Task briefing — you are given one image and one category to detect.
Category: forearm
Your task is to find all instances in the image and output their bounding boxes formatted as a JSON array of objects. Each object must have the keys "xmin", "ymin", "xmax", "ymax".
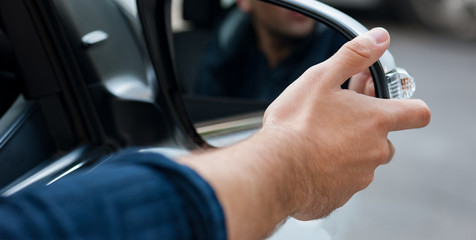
[{"xmin": 179, "ymin": 129, "xmax": 300, "ymax": 240}]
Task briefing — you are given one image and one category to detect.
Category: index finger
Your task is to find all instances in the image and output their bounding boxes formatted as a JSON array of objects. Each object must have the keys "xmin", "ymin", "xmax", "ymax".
[{"xmin": 380, "ymin": 99, "xmax": 431, "ymax": 131}]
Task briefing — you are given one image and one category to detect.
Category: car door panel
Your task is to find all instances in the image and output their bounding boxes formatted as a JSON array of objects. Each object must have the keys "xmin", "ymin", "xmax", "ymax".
[{"xmin": 0, "ymin": 98, "xmax": 57, "ymax": 189}]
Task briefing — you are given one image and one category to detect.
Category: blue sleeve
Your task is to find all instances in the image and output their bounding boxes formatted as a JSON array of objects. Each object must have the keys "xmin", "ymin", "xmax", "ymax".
[{"xmin": 0, "ymin": 149, "xmax": 227, "ymax": 240}]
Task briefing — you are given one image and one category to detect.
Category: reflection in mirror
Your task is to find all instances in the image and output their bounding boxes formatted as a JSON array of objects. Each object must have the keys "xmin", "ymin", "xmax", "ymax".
[
  {"xmin": 192, "ymin": 2, "xmax": 347, "ymax": 100},
  {"xmin": 172, "ymin": 0, "xmax": 372, "ymax": 139}
]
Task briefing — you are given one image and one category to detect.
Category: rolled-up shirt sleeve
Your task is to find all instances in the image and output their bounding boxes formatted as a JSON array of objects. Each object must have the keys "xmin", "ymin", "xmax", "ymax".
[{"xmin": 0, "ymin": 149, "xmax": 227, "ymax": 240}]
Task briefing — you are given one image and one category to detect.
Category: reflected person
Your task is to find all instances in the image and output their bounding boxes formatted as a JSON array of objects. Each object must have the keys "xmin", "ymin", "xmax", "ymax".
[{"xmin": 194, "ymin": 0, "xmax": 349, "ymax": 101}]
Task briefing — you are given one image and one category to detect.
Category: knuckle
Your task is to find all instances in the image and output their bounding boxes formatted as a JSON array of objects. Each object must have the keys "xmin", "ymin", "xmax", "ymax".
[
  {"xmin": 301, "ymin": 64, "xmax": 320, "ymax": 81},
  {"xmin": 301, "ymin": 63, "xmax": 332, "ymax": 90},
  {"xmin": 344, "ymin": 39, "xmax": 373, "ymax": 62},
  {"xmin": 305, "ymin": 63, "xmax": 324, "ymax": 76},
  {"xmin": 372, "ymin": 109, "xmax": 392, "ymax": 130}
]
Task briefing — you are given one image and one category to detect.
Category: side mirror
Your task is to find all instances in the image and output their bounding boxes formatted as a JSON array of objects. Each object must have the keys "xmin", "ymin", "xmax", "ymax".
[
  {"xmin": 144, "ymin": 0, "xmax": 417, "ymax": 147},
  {"xmin": 265, "ymin": 0, "xmax": 415, "ymax": 100}
]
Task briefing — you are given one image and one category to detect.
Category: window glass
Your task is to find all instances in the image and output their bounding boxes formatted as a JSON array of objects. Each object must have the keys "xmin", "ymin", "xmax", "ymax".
[{"xmin": 171, "ymin": 0, "xmax": 346, "ymax": 125}]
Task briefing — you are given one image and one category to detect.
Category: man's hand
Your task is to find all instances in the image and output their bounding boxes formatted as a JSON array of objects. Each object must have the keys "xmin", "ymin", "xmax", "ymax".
[
  {"xmin": 263, "ymin": 27, "xmax": 430, "ymax": 220},
  {"xmin": 348, "ymin": 69, "xmax": 375, "ymax": 96},
  {"xmin": 180, "ymin": 28, "xmax": 431, "ymax": 240}
]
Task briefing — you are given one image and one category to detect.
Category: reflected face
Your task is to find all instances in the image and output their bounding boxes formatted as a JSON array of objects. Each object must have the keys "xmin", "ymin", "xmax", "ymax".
[{"xmin": 238, "ymin": 0, "xmax": 315, "ymax": 39}]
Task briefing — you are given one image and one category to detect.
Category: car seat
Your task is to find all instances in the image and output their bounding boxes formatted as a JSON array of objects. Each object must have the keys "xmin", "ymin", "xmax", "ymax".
[{"xmin": 173, "ymin": 0, "xmax": 225, "ymax": 93}]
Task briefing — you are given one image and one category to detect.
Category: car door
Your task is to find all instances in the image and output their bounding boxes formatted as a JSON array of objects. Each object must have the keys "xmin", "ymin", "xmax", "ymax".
[
  {"xmin": 0, "ymin": 6, "xmax": 84, "ymax": 192},
  {"xmin": 0, "ymin": 0, "xmax": 196, "ymax": 195},
  {"xmin": 0, "ymin": 0, "xmax": 119, "ymax": 194}
]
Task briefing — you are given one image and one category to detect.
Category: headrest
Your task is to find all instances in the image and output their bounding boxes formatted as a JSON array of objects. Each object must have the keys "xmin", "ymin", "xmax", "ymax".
[{"xmin": 182, "ymin": 0, "xmax": 222, "ymax": 28}]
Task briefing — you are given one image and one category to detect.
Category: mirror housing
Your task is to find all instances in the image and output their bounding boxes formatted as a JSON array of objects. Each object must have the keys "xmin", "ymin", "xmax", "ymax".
[
  {"xmin": 263, "ymin": 0, "xmax": 415, "ymax": 99},
  {"xmin": 139, "ymin": 0, "xmax": 417, "ymax": 148}
]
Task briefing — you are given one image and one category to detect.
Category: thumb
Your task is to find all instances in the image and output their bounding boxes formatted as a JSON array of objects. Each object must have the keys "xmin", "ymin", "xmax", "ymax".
[{"xmin": 318, "ymin": 27, "xmax": 391, "ymax": 89}]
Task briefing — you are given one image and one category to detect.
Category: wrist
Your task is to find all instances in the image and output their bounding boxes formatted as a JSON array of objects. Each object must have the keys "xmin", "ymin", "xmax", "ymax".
[
  {"xmin": 250, "ymin": 127, "xmax": 307, "ymax": 217},
  {"xmin": 179, "ymin": 128, "xmax": 303, "ymax": 239}
]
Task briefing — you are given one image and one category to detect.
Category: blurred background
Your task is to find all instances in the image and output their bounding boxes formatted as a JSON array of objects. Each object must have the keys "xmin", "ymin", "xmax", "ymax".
[{"xmin": 268, "ymin": 0, "xmax": 476, "ymax": 239}]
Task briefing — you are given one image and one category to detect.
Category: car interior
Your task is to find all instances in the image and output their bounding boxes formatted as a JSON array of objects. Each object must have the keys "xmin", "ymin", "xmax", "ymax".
[
  {"xmin": 0, "ymin": 0, "xmax": 272, "ymax": 193},
  {"xmin": 173, "ymin": 0, "xmax": 269, "ymax": 124},
  {"xmin": 0, "ymin": 17, "xmax": 61, "ymax": 190},
  {"xmin": 0, "ymin": 26, "xmax": 19, "ymax": 118},
  {"xmin": 173, "ymin": 0, "xmax": 224, "ymax": 93},
  {"xmin": 0, "ymin": 0, "xmax": 174, "ymax": 193}
]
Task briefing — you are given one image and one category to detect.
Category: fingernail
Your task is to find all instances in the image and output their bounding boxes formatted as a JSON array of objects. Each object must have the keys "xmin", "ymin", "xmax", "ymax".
[{"xmin": 365, "ymin": 27, "xmax": 389, "ymax": 44}]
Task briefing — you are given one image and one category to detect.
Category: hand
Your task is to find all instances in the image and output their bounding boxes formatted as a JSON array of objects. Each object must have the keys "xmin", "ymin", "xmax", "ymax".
[
  {"xmin": 348, "ymin": 69, "xmax": 375, "ymax": 96},
  {"xmin": 262, "ymin": 27, "xmax": 430, "ymax": 220},
  {"xmin": 180, "ymin": 28, "xmax": 431, "ymax": 240}
]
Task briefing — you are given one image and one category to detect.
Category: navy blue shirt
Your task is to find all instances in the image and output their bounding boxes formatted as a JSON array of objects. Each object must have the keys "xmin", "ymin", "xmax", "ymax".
[{"xmin": 0, "ymin": 149, "xmax": 226, "ymax": 240}]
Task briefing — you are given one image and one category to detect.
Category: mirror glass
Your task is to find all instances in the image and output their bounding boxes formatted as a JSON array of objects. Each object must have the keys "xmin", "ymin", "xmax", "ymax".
[{"xmin": 172, "ymin": 0, "xmax": 373, "ymax": 139}]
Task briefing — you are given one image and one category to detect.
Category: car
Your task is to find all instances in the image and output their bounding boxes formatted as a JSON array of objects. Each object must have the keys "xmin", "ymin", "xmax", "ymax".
[
  {"xmin": 0, "ymin": 0, "xmax": 413, "ymax": 197},
  {"xmin": 0, "ymin": 0, "xmax": 197, "ymax": 195},
  {"xmin": 320, "ymin": 0, "xmax": 476, "ymax": 39},
  {"xmin": 318, "ymin": 0, "xmax": 383, "ymax": 9},
  {"xmin": 0, "ymin": 0, "xmax": 412, "ymax": 238}
]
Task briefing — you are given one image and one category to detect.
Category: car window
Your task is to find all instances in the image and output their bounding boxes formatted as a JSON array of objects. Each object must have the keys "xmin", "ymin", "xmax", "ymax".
[
  {"xmin": 171, "ymin": 0, "xmax": 346, "ymax": 139},
  {"xmin": 171, "ymin": 0, "xmax": 270, "ymax": 125}
]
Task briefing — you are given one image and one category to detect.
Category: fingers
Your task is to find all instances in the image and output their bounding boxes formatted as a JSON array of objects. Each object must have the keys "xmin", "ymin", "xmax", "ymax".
[
  {"xmin": 348, "ymin": 72, "xmax": 368, "ymax": 94},
  {"xmin": 364, "ymin": 78, "xmax": 375, "ymax": 97},
  {"xmin": 379, "ymin": 99, "xmax": 432, "ymax": 131},
  {"xmin": 348, "ymin": 70, "xmax": 375, "ymax": 97},
  {"xmin": 319, "ymin": 28, "xmax": 391, "ymax": 89}
]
